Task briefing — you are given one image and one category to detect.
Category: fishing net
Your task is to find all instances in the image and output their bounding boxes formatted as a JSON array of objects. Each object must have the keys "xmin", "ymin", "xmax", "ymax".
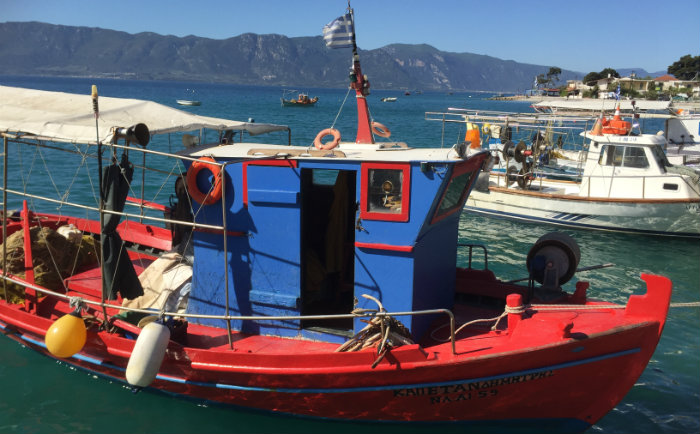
[{"xmin": 0, "ymin": 226, "xmax": 99, "ymax": 304}]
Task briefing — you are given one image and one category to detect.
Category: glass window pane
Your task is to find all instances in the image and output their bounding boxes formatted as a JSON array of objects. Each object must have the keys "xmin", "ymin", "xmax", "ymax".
[
  {"xmin": 623, "ymin": 147, "xmax": 649, "ymax": 168},
  {"xmin": 367, "ymin": 168, "xmax": 403, "ymax": 214},
  {"xmin": 437, "ymin": 171, "xmax": 473, "ymax": 216}
]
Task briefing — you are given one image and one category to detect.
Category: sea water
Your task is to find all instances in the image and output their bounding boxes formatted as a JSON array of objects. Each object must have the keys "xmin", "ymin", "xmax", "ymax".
[{"xmin": 0, "ymin": 75, "xmax": 697, "ymax": 434}]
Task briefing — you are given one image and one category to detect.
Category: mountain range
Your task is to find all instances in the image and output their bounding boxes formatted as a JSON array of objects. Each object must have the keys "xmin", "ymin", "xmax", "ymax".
[{"xmin": 0, "ymin": 22, "xmax": 663, "ymax": 92}]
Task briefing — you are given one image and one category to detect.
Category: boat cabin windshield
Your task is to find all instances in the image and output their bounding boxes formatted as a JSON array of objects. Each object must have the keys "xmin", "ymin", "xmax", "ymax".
[
  {"xmin": 598, "ymin": 145, "xmax": 649, "ymax": 169},
  {"xmin": 650, "ymin": 144, "xmax": 673, "ymax": 170}
]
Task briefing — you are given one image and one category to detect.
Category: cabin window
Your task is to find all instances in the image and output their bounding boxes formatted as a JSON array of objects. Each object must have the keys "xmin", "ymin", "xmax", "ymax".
[
  {"xmin": 431, "ymin": 157, "xmax": 484, "ymax": 224},
  {"xmin": 599, "ymin": 145, "xmax": 648, "ymax": 168},
  {"xmin": 624, "ymin": 147, "xmax": 649, "ymax": 168},
  {"xmin": 360, "ymin": 163, "xmax": 410, "ymax": 222},
  {"xmin": 651, "ymin": 145, "xmax": 672, "ymax": 170}
]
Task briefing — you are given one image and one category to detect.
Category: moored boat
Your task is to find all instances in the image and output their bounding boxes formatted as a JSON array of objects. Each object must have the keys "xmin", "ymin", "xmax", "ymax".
[
  {"xmin": 443, "ymin": 107, "xmax": 700, "ymax": 237},
  {"xmin": 0, "ymin": 6, "xmax": 673, "ymax": 432}
]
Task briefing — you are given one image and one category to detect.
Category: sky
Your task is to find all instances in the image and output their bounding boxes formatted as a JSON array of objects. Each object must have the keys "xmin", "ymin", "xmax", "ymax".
[{"xmin": 2, "ymin": 0, "xmax": 698, "ymax": 75}]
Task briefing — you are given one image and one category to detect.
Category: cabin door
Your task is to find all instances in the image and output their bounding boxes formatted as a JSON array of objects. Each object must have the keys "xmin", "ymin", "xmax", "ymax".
[{"xmin": 300, "ymin": 169, "xmax": 356, "ymax": 332}]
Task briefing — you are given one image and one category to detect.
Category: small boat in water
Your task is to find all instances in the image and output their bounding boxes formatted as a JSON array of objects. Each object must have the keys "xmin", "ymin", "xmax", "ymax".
[
  {"xmin": 176, "ymin": 99, "xmax": 201, "ymax": 106},
  {"xmin": 176, "ymin": 89, "xmax": 201, "ymax": 106},
  {"xmin": 0, "ymin": 6, "xmax": 673, "ymax": 431},
  {"xmin": 445, "ymin": 107, "xmax": 700, "ymax": 237},
  {"xmin": 381, "ymin": 97, "xmax": 397, "ymax": 102},
  {"xmin": 281, "ymin": 89, "xmax": 318, "ymax": 107}
]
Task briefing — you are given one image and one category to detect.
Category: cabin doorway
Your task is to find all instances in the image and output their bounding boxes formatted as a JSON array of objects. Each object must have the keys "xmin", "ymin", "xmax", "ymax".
[{"xmin": 300, "ymin": 169, "xmax": 356, "ymax": 333}]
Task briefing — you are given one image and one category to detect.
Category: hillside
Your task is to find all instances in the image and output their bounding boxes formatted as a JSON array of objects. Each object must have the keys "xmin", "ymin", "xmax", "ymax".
[{"xmin": 0, "ymin": 22, "xmax": 649, "ymax": 92}]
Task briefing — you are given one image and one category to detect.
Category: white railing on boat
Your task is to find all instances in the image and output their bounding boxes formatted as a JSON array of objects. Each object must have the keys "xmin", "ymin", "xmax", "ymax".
[{"xmin": 492, "ymin": 171, "xmax": 699, "ymax": 199}]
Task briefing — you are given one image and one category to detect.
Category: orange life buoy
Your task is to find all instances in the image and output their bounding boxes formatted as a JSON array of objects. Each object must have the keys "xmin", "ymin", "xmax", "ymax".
[
  {"xmin": 186, "ymin": 156, "xmax": 223, "ymax": 205},
  {"xmin": 313, "ymin": 128, "xmax": 341, "ymax": 150},
  {"xmin": 371, "ymin": 121, "xmax": 391, "ymax": 138}
]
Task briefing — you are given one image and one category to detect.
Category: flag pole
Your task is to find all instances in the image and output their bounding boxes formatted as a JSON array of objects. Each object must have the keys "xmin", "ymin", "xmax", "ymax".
[{"xmin": 347, "ymin": 6, "xmax": 374, "ymax": 144}]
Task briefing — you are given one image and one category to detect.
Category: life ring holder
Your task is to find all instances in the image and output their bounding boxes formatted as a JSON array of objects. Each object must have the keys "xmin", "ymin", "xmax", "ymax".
[
  {"xmin": 313, "ymin": 128, "xmax": 341, "ymax": 150},
  {"xmin": 371, "ymin": 121, "xmax": 391, "ymax": 138},
  {"xmin": 186, "ymin": 156, "xmax": 223, "ymax": 205}
]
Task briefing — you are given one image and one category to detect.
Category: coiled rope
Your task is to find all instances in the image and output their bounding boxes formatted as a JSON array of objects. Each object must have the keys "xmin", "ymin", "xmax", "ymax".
[{"xmin": 335, "ymin": 294, "xmax": 414, "ymax": 369}]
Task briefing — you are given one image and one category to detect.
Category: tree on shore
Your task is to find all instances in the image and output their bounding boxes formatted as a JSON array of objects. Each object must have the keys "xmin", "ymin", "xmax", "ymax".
[
  {"xmin": 668, "ymin": 55, "xmax": 700, "ymax": 81},
  {"xmin": 583, "ymin": 68, "xmax": 620, "ymax": 85},
  {"xmin": 536, "ymin": 67, "xmax": 563, "ymax": 88}
]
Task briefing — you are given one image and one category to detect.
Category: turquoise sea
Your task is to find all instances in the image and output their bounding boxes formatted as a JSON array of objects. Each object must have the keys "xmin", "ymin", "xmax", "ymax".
[{"xmin": 0, "ymin": 75, "xmax": 698, "ymax": 434}]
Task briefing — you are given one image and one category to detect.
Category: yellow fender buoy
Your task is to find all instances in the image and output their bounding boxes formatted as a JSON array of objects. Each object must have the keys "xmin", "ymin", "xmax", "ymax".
[
  {"xmin": 45, "ymin": 311, "xmax": 87, "ymax": 358},
  {"xmin": 126, "ymin": 321, "xmax": 171, "ymax": 388}
]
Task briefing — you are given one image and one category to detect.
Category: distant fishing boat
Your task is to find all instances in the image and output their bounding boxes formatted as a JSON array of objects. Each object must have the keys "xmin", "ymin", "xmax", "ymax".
[
  {"xmin": 281, "ymin": 89, "xmax": 318, "ymax": 107},
  {"xmin": 176, "ymin": 99, "xmax": 201, "ymax": 106},
  {"xmin": 380, "ymin": 97, "xmax": 397, "ymax": 102},
  {"xmin": 176, "ymin": 88, "xmax": 201, "ymax": 106}
]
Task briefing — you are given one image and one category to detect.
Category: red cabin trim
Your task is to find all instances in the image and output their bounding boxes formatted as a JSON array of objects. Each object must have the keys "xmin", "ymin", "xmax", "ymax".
[
  {"xmin": 359, "ymin": 162, "xmax": 410, "ymax": 222},
  {"xmin": 242, "ymin": 159, "xmax": 298, "ymax": 207},
  {"xmin": 354, "ymin": 241, "xmax": 414, "ymax": 252}
]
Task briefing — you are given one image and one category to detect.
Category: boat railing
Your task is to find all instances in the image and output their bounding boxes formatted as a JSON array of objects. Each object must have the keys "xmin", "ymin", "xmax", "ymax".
[
  {"xmin": 0, "ymin": 273, "xmax": 460, "ymax": 354},
  {"xmin": 458, "ymin": 243, "xmax": 488, "ymax": 270},
  {"xmin": 493, "ymin": 169, "xmax": 698, "ymax": 199}
]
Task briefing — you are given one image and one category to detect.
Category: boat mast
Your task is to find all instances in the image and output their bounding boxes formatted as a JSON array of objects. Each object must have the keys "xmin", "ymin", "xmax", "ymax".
[{"xmin": 347, "ymin": 6, "xmax": 374, "ymax": 144}]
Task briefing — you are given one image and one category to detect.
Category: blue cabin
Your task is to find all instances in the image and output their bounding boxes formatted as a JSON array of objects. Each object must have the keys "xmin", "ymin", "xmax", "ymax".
[{"xmin": 184, "ymin": 143, "xmax": 487, "ymax": 343}]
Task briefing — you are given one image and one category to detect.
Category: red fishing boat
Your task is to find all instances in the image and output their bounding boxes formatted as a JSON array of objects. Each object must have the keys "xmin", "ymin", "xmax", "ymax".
[{"xmin": 0, "ymin": 6, "xmax": 670, "ymax": 433}]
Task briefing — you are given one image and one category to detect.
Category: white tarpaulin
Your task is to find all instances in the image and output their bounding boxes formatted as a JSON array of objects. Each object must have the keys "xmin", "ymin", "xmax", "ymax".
[{"xmin": 0, "ymin": 85, "xmax": 288, "ymax": 143}]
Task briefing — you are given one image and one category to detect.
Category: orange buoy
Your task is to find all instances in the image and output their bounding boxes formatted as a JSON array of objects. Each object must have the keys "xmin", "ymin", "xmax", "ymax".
[
  {"xmin": 371, "ymin": 121, "xmax": 391, "ymax": 138},
  {"xmin": 186, "ymin": 157, "xmax": 223, "ymax": 205},
  {"xmin": 313, "ymin": 128, "xmax": 341, "ymax": 150}
]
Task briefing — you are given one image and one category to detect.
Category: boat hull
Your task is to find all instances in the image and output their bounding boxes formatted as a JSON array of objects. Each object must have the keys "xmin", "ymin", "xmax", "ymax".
[
  {"xmin": 466, "ymin": 185, "xmax": 700, "ymax": 238},
  {"xmin": 0, "ymin": 294, "xmax": 665, "ymax": 430}
]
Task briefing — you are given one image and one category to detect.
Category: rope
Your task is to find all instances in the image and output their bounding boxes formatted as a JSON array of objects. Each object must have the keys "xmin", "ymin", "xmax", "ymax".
[
  {"xmin": 670, "ymin": 302, "xmax": 700, "ymax": 308},
  {"xmin": 330, "ymin": 86, "xmax": 352, "ymax": 130}
]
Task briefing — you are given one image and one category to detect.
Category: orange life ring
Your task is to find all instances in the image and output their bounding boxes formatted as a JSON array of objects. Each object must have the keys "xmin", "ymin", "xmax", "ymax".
[
  {"xmin": 314, "ymin": 128, "xmax": 341, "ymax": 150},
  {"xmin": 186, "ymin": 156, "xmax": 223, "ymax": 205},
  {"xmin": 371, "ymin": 121, "xmax": 391, "ymax": 138}
]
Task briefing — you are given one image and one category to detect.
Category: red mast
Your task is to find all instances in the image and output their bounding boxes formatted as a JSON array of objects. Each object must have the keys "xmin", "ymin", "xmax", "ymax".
[{"xmin": 347, "ymin": 8, "xmax": 374, "ymax": 144}]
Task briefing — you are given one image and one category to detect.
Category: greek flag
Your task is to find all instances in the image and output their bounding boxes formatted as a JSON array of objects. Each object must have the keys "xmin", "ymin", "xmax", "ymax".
[
  {"xmin": 615, "ymin": 84, "xmax": 620, "ymax": 100},
  {"xmin": 323, "ymin": 13, "xmax": 354, "ymax": 49}
]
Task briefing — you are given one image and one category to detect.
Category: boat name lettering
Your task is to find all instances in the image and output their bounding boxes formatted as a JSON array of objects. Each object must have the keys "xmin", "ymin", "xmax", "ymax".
[{"xmin": 393, "ymin": 370, "xmax": 554, "ymax": 399}]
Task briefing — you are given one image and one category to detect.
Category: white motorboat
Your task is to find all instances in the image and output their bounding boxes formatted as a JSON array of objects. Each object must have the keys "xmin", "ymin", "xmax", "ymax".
[
  {"xmin": 461, "ymin": 108, "xmax": 700, "ymax": 238},
  {"xmin": 664, "ymin": 114, "xmax": 700, "ymax": 169}
]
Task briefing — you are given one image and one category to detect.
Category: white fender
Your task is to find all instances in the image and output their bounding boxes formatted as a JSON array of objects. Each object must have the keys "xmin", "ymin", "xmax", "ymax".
[{"xmin": 126, "ymin": 321, "xmax": 170, "ymax": 388}]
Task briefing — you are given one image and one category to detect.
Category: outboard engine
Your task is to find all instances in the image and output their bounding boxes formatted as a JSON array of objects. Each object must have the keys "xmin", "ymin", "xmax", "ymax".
[{"xmin": 526, "ymin": 232, "xmax": 580, "ymax": 300}]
